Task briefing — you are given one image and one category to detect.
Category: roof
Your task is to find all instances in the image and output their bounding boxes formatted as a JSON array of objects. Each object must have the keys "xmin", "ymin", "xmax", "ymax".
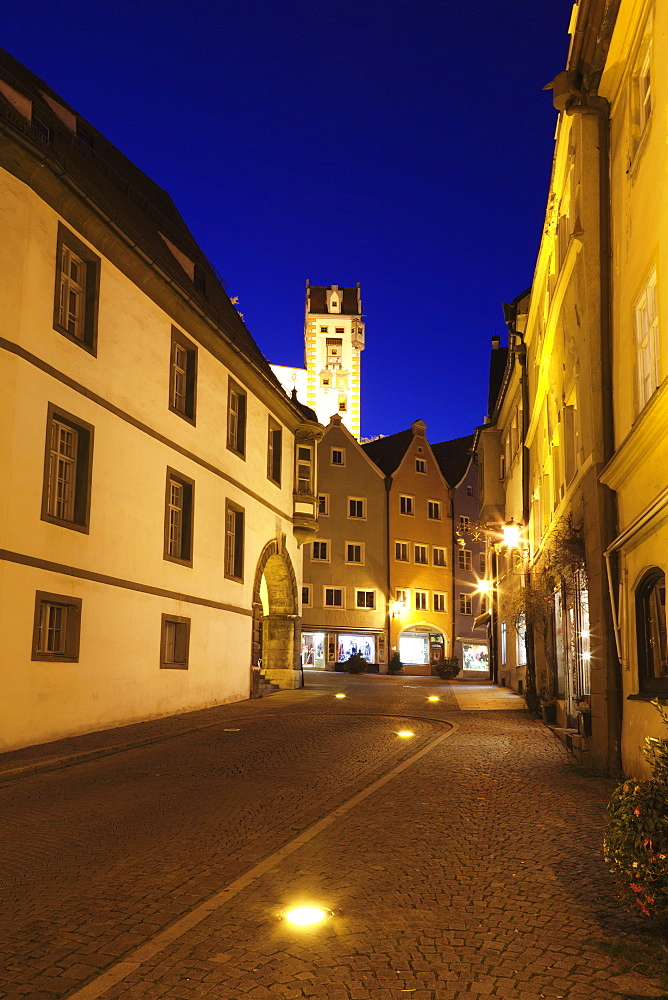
[
  {"xmin": 361, "ymin": 428, "xmax": 413, "ymax": 476},
  {"xmin": 0, "ymin": 47, "xmax": 294, "ymax": 402},
  {"xmin": 306, "ymin": 283, "xmax": 361, "ymax": 316},
  {"xmin": 487, "ymin": 346, "xmax": 510, "ymax": 419},
  {"xmin": 431, "ymin": 435, "xmax": 474, "ymax": 489}
]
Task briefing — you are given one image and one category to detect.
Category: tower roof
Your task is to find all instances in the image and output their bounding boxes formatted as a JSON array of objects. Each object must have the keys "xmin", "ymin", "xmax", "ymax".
[{"xmin": 306, "ymin": 282, "xmax": 361, "ymax": 316}]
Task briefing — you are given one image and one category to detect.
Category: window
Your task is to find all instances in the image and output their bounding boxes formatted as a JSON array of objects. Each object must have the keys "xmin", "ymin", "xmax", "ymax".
[
  {"xmin": 499, "ymin": 455, "xmax": 506, "ymax": 481},
  {"xmin": 395, "ymin": 589, "xmax": 408, "ymax": 605},
  {"xmin": 433, "ymin": 547, "xmax": 447, "ymax": 567},
  {"xmin": 224, "ymin": 500, "xmax": 244, "ymax": 581},
  {"xmin": 480, "ymin": 596, "xmax": 488, "ymax": 614},
  {"xmin": 32, "ymin": 592, "xmax": 82, "ymax": 661},
  {"xmin": 302, "ymin": 585, "xmax": 312, "ymax": 607},
  {"xmin": 193, "ymin": 265, "xmax": 207, "ymax": 296},
  {"xmin": 169, "ymin": 328, "xmax": 197, "ymax": 422},
  {"xmin": 428, "ymin": 500, "xmax": 441, "ymax": 520},
  {"xmin": 501, "ymin": 621, "xmax": 507, "ymax": 665},
  {"xmin": 41, "ymin": 405, "xmax": 94, "ymax": 533},
  {"xmin": 164, "ymin": 469, "xmax": 194, "ymax": 565},
  {"xmin": 395, "ymin": 541, "xmax": 409, "ymax": 562},
  {"xmin": 400, "ymin": 495, "xmax": 414, "ymax": 515},
  {"xmin": 326, "ymin": 338, "xmax": 343, "ymax": 368},
  {"xmin": 635, "ymin": 269, "xmax": 660, "ymax": 412},
  {"xmin": 296, "ymin": 444, "xmax": 314, "ymax": 495},
  {"xmin": 160, "ymin": 614, "xmax": 190, "ymax": 669},
  {"xmin": 458, "ymin": 549, "xmax": 472, "ymax": 571},
  {"xmin": 631, "ymin": 38, "xmax": 652, "ymax": 153},
  {"xmin": 479, "ymin": 551, "xmax": 487, "ymax": 575},
  {"xmin": 320, "ymin": 326, "xmax": 328, "ymax": 333},
  {"xmin": 320, "ymin": 373, "xmax": 331, "ymax": 387},
  {"xmin": 459, "ymin": 515, "xmax": 470, "ymax": 531},
  {"xmin": 346, "ymin": 543, "xmax": 364, "ymax": 564},
  {"xmin": 636, "ymin": 568, "xmax": 667, "ymax": 695},
  {"xmin": 348, "ymin": 497, "xmax": 365, "ymax": 518},
  {"xmin": 331, "ymin": 448, "xmax": 345, "ymax": 466},
  {"xmin": 33, "ymin": 115, "xmax": 51, "ymax": 142},
  {"xmin": 267, "ymin": 418, "xmax": 282, "ymax": 485},
  {"xmin": 338, "ymin": 396, "xmax": 347, "ymax": 412},
  {"xmin": 54, "ymin": 224, "xmax": 100, "ymax": 352},
  {"xmin": 415, "ymin": 591, "xmax": 428, "ymax": 611},
  {"xmin": 312, "ymin": 540, "xmax": 329, "ymax": 561},
  {"xmin": 414, "ymin": 544, "xmax": 428, "ymax": 564},
  {"xmin": 467, "ymin": 485, "xmax": 473, "ymax": 497},
  {"xmin": 433, "ymin": 592, "xmax": 446, "ymax": 613},
  {"xmin": 416, "ymin": 459, "xmax": 426, "ymax": 473},
  {"xmin": 335, "ymin": 327, "xmax": 344, "ymax": 334},
  {"xmin": 318, "ymin": 494, "xmax": 329, "ymax": 515},
  {"xmin": 325, "ymin": 588, "xmax": 343, "ymax": 608},
  {"xmin": 227, "ymin": 379, "xmax": 247, "ymax": 457},
  {"xmin": 459, "ymin": 594, "xmax": 472, "ymax": 615},
  {"xmin": 356, "ymin": 590, "xmax": 376, "ymax": 609}
]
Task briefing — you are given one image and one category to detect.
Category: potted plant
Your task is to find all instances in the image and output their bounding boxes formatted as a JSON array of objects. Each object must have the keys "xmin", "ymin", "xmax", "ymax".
[
  {"xmin": 343, "ymin": 653, "xmax": 367, "ymax": 674},
  {"xmin": 388, "ymin": 652, "xmax": 403, "ymax": 674},
  {"xmin": 434, "ymin": 656, "xmax": 460, "ymax": 680}
]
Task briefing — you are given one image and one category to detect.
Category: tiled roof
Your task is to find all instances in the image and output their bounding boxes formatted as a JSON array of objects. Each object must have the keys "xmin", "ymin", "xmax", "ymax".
[
  {"xmin": 307, "ymin": 284, "xmax": 360, "ymax": 315},
  {"xmin": 431, "ymin": 435, "xmax": 474, "ymax": 489},
  {"xmin": 361, "ymin": 428, "xmax": 413, "ymax": 476},
  {"xmin": 0, "ymin": 47, "xmax": 291, "ymax": 398},
  {"xmin": 488, "ymin": 346, "xmax": 510, "ymax": 419}
]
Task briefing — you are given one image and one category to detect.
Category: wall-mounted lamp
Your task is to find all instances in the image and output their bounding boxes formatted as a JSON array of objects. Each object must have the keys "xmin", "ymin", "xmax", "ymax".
[
  {"xmin": 390, "ymin": 600, "xmax": 405, "ymax": 618},
  {"xmin": 502, "ymin": 518, "xmax": 522, "ymax": 549}
]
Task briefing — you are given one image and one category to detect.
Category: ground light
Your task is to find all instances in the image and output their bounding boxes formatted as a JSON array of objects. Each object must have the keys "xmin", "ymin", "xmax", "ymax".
[
  {"xmin": 396, "ymin": 730, "xmax": 414, "ymax": 738},
  {"xmin": 283, "ymin": 906, "xmax": 333, "ymax": 927},
  {"xmin": 427, "ymin": 696, "xmax": 440, "ymax": 702},
  {"xmin": 335, "ymin": 693, "xmax": 346, "ymax": 699}
]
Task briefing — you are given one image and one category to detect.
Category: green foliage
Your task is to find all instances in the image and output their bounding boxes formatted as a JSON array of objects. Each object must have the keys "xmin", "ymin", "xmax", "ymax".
[
  {"xmin": 388, "ymin": 652, "xmax": 403, "ymax": 674},
  {"xmin": 434, "ymin": 656, "xmax": 460, "ymax": 680},
  {"xmin": 604, "ymin": 700, "xmax": 668, "ymax": 918},
  {"xmin": 343, "ymin": 653, "xmax": 367, "ymax": 674}
]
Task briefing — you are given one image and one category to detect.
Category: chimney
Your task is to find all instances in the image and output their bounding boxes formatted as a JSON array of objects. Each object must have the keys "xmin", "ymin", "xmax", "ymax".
[{"xmin": 491, "ymin": 335, "xmax": 501, "ymax": 350}]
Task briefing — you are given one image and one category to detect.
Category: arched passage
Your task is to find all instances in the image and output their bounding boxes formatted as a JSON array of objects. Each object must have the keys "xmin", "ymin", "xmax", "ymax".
[{"xmin": 252, "ymin": 538, "xmax": 302, "ymax": 689}]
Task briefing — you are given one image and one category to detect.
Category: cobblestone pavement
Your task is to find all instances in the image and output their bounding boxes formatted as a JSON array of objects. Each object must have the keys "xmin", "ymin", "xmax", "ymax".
[{"xmin": 1, "ymin": 673, "xmax": 662, "ymax": 1000}]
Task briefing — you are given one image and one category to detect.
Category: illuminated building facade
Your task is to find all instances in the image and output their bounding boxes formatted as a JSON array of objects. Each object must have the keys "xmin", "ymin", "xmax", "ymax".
[
  {"xmin": 0, "ymin": 50, "xmax": 321, "ymax": 751},
  {"xmin": 271, "ymin": 282, "xmax": 364, "ymax": 439}
]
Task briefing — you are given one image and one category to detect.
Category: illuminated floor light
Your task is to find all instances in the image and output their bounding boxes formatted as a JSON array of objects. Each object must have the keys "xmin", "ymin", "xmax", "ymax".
[
  {"xmin": 284, "ymin": 905, "xmax": 332, "ymax": 927},
  {"xmin": 335, "ymin": 693, "xmax": 346, "ymax": 699},
  {"xmin": 427, "ymin": 696, "xmax": 440, "ymax": 702},
  {"xmin": 396, "ymin": 730, "xmax": 414, "ymax": 738}
]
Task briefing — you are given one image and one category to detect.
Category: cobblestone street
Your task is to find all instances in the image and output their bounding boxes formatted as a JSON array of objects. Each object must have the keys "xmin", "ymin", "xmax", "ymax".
[{"xmin": 1, "ymin": 674, "xmax": 662, "ymax": 1000}]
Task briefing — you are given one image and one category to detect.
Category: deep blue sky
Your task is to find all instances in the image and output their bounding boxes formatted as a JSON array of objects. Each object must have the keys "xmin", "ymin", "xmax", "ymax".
[{"xmin": 6, "ymin": 0, "xmax": 569, "ymax": 443}]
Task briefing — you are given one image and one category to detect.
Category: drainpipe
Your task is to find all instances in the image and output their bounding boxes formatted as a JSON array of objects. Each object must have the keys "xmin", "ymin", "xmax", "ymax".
[{"xmin": 385, "ymin": 475, "xmax": 393, "ymax": 666}]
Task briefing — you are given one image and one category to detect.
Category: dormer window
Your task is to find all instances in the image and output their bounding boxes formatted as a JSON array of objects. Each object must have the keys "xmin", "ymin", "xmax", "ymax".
[{"xmin": 193, "ymin": 265, "xmax": 207, "ymax": 295}]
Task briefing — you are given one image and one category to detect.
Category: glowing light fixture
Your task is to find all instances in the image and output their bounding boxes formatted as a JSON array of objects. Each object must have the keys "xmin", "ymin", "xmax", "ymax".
[
  {"xmin": 335, "ymin": 693, "xmax": 346, "ymax": 699},
  {"xmin": 390, "ymin": 600, "xmax": 405, "ymax": 617},
  {"xmin": 427, "ymin": 696, "xmax": 440, "ymax": 702},
  {"xmin": 396, "ymin": 730, "xmax": 414, "ymax": 738},
  {"xmin": 477, "ymin": 579, "xmax": 492, "ymax": 594},
  {"xmin": 502, "ymin": 519, "xmax": 521, "ymax": 549},
  {"xmin": 284, "ymin": 905, "xmax": 332, "ymax": 927}
]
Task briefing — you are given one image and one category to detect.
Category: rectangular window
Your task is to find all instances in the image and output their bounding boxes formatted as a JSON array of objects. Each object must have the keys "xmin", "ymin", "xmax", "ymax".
[
  {"xmin": 160, "ymin": 614, "xmax": 190, "ymax": 669},
  {"xmin": 395, "ymin": 541, "xmax": 409, "ymax": 562},
  {"xmin": 169, "ymin": 328, "xmax": 197, "ymax": 422},
  {"xmin": 400, "ymin": 495, "xmax": 414, "ymax": 515},
  {"xmin": 415, "ymin": 590, "xmax": 428, "ymax": 611},
  {"xmin": 302, "ymin": 585, "xmax": 311, "ymax": 607},
  {"xmin": 346, "ymin": 542, "xmax": 364, "ymax": 564},
  {"xmin": 458, "ymin": 549, "xmax": 472, "ymax": 571},
  {"xmin": 459, "ymin": 594, "xmax": 472, "ymax": 615},
  {"xmin": 356, "ymin": 590, "xmax": 376, "ymax": 609},
  {"xmin": 227, "ymin": 378, "xmax": 247, "ymax": 457},
  {"xmin": 267, "ymin": 417, "xmax": 282, "ymax": 485},
  {"xmin": 395, "ymin": 589, "xmax": 408, "ymax": 605},
  {"xmin": 433, "ymin": 592, "xmax": 446, "ymax": 613},
  {"xmin": 224, "ymin": 500, "xmax": 244, "ymax": 581},
  {"xmin": 164, "ymin": 468, "xmax": 194, "ymax": 565},
  {"xmin": 296, "ymin": 444, "xmax": 314, "ymax": 495},
  {"xmin": 32, "ymin": 592, "xmax": 82, "ymax": 661},
  {"xmin": 479, "ymin": 551, "xmax": 487, "ymax": 575},
  {"xmin": 326, "ymin": 338, "xmax": 343, "ymax": 368},
  {"xmin": 415, "ymin": 459, "xmax": 426, "ymax": 473},
  {"xmin": 467, "ymin": 485, "xmax": 473, "ymax": 496},
  {"xmin": 41, "ymin": 404, "xmax": 94, "ymax": 533},
  {"xmin": 331, "ymin": 448, "xmax": 345, "ymax": 466},
  {"xmin": 459, "ymin": 515, "xmax": 470, "ymax": 530},
  {"xmin": 348, "ymin": 497, "xmax": 365, "ymax": 518},
  {"xmin": 631, "ymin": 38, "xmax": 652, "ymax": 156},
  {"xmin": 312, "ymin": 540, "xmax": 329, "ymax": 561},
  {"xmin": 501, "ymin": 620, "xmax": 507, "ymax": 665},
  {"xmin": 53, "ymin": 224, "xmax": 100, "ymax": 353},
  {"xmin": 635, "ymin": 268, "xmax": 660, "ymax": 412},
  {"xmin": 324, "ymin": 588, "xmax": 343, "ymax": 608},
  {"xmin": 338, "ymin": 395, "xmax": 347, "ymax": 412},
  {"xmin": 433, "ymin": 547, "xmax": 447, "ymax": 567},
  {"xmin": 318, "ymin": 493, "xmax": 329, "ymax": 515},
  {"xmin": 414, "ymin": 544, "xmax": 428, "ymax": 564},
  {"xmin": 428, "ymin": 500, "xmax": 441, "ymax": 520}
]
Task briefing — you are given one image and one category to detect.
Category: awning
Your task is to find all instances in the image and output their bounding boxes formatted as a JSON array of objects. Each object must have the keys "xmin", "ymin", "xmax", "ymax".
[{"xmin": 473, "ymin": 611, "xmax": 491, "ymax": 629}]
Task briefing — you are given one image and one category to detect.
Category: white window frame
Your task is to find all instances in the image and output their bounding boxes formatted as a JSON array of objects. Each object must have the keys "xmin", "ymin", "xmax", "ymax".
[
  {"xmin": 331, "ymin": 448, "xmax": 345, "ymax": 467},
  {"xmin": 318, "ymin": 493, "xmax": 329, "ymax": 516},
  {"xmin": 400, "ymin": 495, "xmax": 414, "ymax": 516},
  {"xmin": 324, "ymin": 587, "xmax": 344, "ymax": 608},
  {"xmin": 427, "ymin": 499, "xmax": 441, "ymax": 520},
  {"xmin": 635, "ymin": 267, "xmax": 660, "ymax": 412},
  {"xmin": 345, "ymin": 541, "xmax": 365, "ymax": 565},
  {"xmin": 395, "ymin": 540, "xmax": 409, "ymax": 562},
  {"xmin": 414, "ymin": 544, "xmax": 428, "ymax": 565},
  {"xmin": 355, "ymin": 589, "xmax": 376, "ymax": 610},
  {"xmin": 433, "ymin": 546, "xmax": 447, "ymax": 567},
  {"xmin": 459, "ymin": 593, "xmax": 472, "ymax": 615},
  {"xmin": 302, "ymin": 584, "xmax": 312, "ymax": 607},
  {"xmin": 414, "ymin": 590, "xmax": 428, "ymax": 611},
  {"xmin": 415, "ymin": 458, "xmax": 426, "ymax": 473},
  {"xmin": 312, "ymin": 539, "xmax": 330, "ymax": 562},
  {"xmin": 433, "ymin": 592, "xmax": 447, "ymax": 613},
  {"xmin": 458, "ymin": 549, "xmax": 472, "ymax": 572},
  {"xmin": 348, "ymin": 496, "xmax": 366, "ymax": 519}
]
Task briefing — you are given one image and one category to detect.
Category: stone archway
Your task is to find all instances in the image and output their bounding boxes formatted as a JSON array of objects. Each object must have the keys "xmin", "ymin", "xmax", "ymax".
[{"xmin": 252, "ymin": 537, "xmax": 302, "ymax": 689}]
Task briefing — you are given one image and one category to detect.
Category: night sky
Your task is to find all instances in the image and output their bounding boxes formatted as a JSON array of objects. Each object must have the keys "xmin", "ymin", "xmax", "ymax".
[{"xmin": 5, "ymin": 0, "xmax": 570, "ymax": 443}]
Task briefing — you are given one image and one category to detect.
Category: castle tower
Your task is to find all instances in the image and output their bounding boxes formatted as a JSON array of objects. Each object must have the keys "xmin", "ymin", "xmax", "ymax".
[{"xmin": 303, "ymin": 281, "xmax": 364, "ymax": 439}]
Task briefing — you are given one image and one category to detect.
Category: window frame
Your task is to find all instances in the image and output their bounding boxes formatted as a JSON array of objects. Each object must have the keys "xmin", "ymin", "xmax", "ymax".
[
  {"xmin": 41, "ymin": 403, "xmax": 94, "ymax": 534},
  {"xmin": 53, "ymin": 223, "xmax": 100, "ymax": 354},
  {"xmin": 312, "ymin": 539, "xmax": 330, "ymax": 562},
  {"xmin": 356, "ymin": 589, "xmax": 376, "ymax": 610},
  {"xmin": 458, "ymin": 549, "xmax": 472, "ymax": 572},
  {"xmin": 296, "ymin": 443, "xmax": 314, "ymax": 496},
  {"xmin": 227, "ymin": 377, "xmax": 247, "ymax": 458},
  {"xmin": 395, "ymin": 540, "xmax": 409, "ymax": 562},
  {"xmin": 331, "ymin": 447, "xmax": 346, "ymax": 467},
  {"xmin": 324, "ymin": 587, "xmax": 344, "ymax": 608},
  {"xmin": 348, "ymin": 497, "xmax": 366, "ymax": 519},
  {"xmin": 400, "ymin": 495, "xmax": 414, "ymax": 516},
  {"xmin": 459, "ymin": 593, "xmax": 473, "ymax": 615},
  {"xmin": 301, "ymin": 585, "xmax": 312, "ymax": 608},
  {"xmin": 163, "ymin": 467, "xmax": 195, "ymax": 567},
  {"xmin": 267, "ymin": 417, "xmax": 282, "ymax": 486},
  {"xmin": 346, "ymin": 541, "xmax": 365, "ymax": 565},
  {"xmin": 634, "ymin": 268, "xmax": 660, "ymax": 413},
  {"xmin": 318, "ymin": 493, "xmax": 329, "ymax": 516},
  {"xmin": 636, "ymin": 567, "xmax": 668, "ymax": 696},
  {"xmin": 160, "ymin": 613, "xmax": 190, "ymax": 670},
  {"xmin": 414, "ymin": 590, "xmax": 428, "ymax": 611},
  {"xmin": 433, "ymin": 592, "xmax": 447, "ymax": 613},
  {"xmin": 427, "ymin": 499, "xmax": 441, "ymax": 520},
  {"xmin": 224, "ymin": 499, "xmax": 245, "ymax": 582},
  {"xmin": 169, "ymin": 327, "xmax": 198, "ymax": 423},
  {"xmin": 31, "ymin": 591, "xmax": 82, "ymax": 662},
  {"xmin": 415, "ymin": 458, "xmax": 427, "ymax": 474},
  {"xmin": 414, "ymin": 544, "xmax": 428, "ymax": 565},
  {"xmin": 433, "ymin": 546, "xmax": 447, "ymax": 567}
]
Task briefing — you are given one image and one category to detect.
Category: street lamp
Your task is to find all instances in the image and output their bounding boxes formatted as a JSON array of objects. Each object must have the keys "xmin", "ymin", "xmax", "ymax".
[{"xmin": 501, "ymin": 518, "xmax": 521, "ymax": 549}]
